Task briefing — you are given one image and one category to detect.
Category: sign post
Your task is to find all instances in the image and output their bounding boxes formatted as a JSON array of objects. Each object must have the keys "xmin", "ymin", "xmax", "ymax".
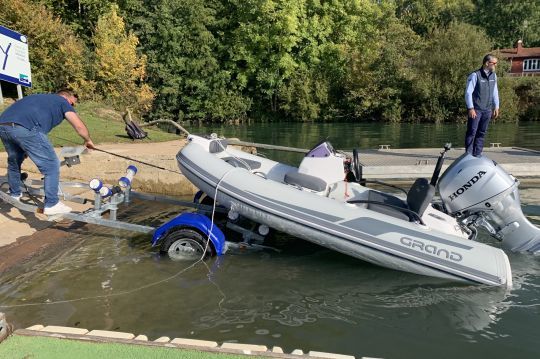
[{"xmin": 0, "ymin": 25, "xmax": 32, "ymax": 104}]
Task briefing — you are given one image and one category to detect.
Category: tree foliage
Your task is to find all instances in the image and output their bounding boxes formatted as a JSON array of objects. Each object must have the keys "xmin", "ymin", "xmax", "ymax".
[
  {"xmin": 40, "ymin": 0, "xmax": 115, "ymax": 40},
  {"xmin": 410, "ymin": 22, "xmax": 493, "ymax": 122},
  {"xmin": 1, "ymin": 0, "xmax": 538, "ymax": 122},
  {"xmin": 92, "ymin": 5, "xmax": 154, "ymax": 113},
  {"xmin": 131, "ymin": 0, "xmax": 250, "ymax": 121},
  {"xmin": 394, "ymin": 0, "xmax": 474, "ymax": 36},
  {"xmin": 471, "ymin": 1, "xmax": 540, "ymax": 48}
]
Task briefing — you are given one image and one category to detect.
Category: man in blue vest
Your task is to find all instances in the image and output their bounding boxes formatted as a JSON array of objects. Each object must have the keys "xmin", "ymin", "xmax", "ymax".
[
  {"xmin": 0, "ymin": 89, "xmax": 95, "ymax": 215},
  {"xmin": 464, "ymin": 54, "xmax": 500, "ymax": 157}
]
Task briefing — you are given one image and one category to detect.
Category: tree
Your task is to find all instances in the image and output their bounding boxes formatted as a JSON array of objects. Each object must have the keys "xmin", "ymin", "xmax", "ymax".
[
  {"xmin": 40, "ymin": 0, "xmax": 115, "ymax": 40},
  {"xmin": 394, "ymin": 0, "xmax": 474, "ymax": 37},
  {"xmin": 227, "ymin": 0, "xmax": 303, "ymax": 115},
  {"xmin": 410, "ymin": 22, "xmax": 493, "ymax": 122},
  {"xmin": 227, "ymin": 0, "xmax": 388, "ymax": 121},
  {"xmin": 471, "ymin": 1, "xmax": 540, "ymax": 48},
  {"xmin": 132, "ymin": 0, "xmax": 250, "ymax": 121},
  {"xmin": 344, "ymin": 4, "xmax": 422, "ymax": 122},
  {"xmin": 92, "ymin": 5, "xmax": 154, "ymax": 113},
  {"xmin": 297, "ymin": 0, "xmax": 386, "ymax": 121}
]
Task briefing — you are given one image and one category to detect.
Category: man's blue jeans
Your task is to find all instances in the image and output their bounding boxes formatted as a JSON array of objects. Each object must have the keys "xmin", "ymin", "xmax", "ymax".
[
  {"xmin": 0, "ymin": 125, "xmax": 60, "ymax": 207},
  {"xmin": 465, "ymin": 109, "xmax": 492, "ymax": 157}
]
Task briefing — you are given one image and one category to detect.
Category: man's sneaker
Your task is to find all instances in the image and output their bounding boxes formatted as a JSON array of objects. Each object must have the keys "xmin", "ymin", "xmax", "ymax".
[
  {"xmin": 10, "ymin": 194, "xmax": 22, "ymax": 202},
  {"xmin": 44, "ymin": 201, "xmax": 72, "ymax": 215}
]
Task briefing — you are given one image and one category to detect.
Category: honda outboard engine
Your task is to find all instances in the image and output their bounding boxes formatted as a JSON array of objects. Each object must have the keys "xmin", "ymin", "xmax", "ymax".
[{"xmin": 438, "ymin": 153, "xmax": 540, "ymax": 252}]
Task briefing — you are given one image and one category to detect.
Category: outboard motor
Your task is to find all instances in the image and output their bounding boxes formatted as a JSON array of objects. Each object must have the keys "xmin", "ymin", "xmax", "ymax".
[{"xmin": 438, "ymin": 153, "xmax": 540, "ymax": 252}]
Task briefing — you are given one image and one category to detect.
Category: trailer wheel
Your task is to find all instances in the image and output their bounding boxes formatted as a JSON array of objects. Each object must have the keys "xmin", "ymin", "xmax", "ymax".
[{"xmin": 160, "ymin": 228, "xmax": 214, "ymax": 261}]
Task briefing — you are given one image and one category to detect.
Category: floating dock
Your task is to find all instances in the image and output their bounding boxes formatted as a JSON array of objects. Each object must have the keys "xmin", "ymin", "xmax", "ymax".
[
  {"xmin": 357, "ymin": 146, "xmax": 540, "ymax": 181},
  {"xmin": 228, "ymin": 140, "xmax": 540, "ymax": 182}
]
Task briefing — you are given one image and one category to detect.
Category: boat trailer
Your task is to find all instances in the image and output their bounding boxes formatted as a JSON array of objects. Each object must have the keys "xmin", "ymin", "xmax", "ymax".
[{"xmin": 0, "ymin": 146, "xmax": 272, "ymax": 260}]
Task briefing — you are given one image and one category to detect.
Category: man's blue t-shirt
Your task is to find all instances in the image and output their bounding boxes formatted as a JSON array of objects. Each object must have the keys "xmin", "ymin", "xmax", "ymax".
[{"xmin": 0, "ymin": 94, "xmax": 75, "ymax": 133}]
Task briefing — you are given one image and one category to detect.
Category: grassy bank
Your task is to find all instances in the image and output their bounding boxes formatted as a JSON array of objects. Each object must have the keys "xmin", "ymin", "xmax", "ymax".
[
  {"xmin": 0, "ymin": 101, "xmax": 180, "ymax": 151},
  {"xmin": 0, "ymin": 335, "xmax": 260, "ymax": 359}
]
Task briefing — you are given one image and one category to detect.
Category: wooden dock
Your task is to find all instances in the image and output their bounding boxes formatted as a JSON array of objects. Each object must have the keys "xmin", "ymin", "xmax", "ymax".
[
  {"xmin": 355, "ymin": 146, "xmax": 540, "ymax": 181},
  {"xmin": 227, "ymin": 139, "xmax": 540, "ymax": 182}
]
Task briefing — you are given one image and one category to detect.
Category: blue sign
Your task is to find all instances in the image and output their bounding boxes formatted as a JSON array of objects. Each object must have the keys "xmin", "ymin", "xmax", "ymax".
[{"xmin": 0, "ymin": 25, "xmax": 32, "ymax": 88}]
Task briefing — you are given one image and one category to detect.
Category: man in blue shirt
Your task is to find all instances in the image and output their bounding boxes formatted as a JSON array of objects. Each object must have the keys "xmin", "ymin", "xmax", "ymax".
[
  {"xmin": 464, "ymin": 54, "xmax": 500, "ymax": 157},
  {"xmin": 0, "ymin": 89, "xmax": 95, "ymax": 215}
]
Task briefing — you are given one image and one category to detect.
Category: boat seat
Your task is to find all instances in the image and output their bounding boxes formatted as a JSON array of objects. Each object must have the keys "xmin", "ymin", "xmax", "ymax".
[
  {"xmin": 352, "ymin": 179, "xmax": 434, "ymax": 222},
  {"xmin": 406, "ymin": 178, "xmax": 435, "ymax": 217},
  {"xmin": 223, "ymin": 157, "xmax": 262, "ymax": 170},
  {"xmin": 284, "ymin": 171, "xmax": 327, "ymax": 192}
]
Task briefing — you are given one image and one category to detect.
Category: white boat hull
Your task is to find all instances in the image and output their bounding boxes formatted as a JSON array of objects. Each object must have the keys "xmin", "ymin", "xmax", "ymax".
[{"xmin": 178, "ymin": 135, "xmax": 513, "ymax": 287}]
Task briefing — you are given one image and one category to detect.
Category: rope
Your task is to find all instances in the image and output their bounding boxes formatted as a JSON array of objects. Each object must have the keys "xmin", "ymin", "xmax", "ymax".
[
  {"xmin": 217, "ymin": 137, "xmax": 253, "ymax": 171},
  {"xmin": 50, "ymin": 135, "xmax": 182, "ymax": 175}
]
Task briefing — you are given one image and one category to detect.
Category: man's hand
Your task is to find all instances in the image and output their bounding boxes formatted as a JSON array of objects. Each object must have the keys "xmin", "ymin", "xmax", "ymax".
[
  {"xmin": 84, "ymin": 139, "xmax": 96, "ymax": 150},
  {"xmin": 492, "ymin": 108, "xmax": 499, "ymax": 119},
  {"xmin": 468, "ymin": 109, "xmax": 477, "ymax": 119}
]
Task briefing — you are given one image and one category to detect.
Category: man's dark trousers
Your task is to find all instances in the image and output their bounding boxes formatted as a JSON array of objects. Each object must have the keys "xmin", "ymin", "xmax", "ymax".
[{"xmin": 465, "ymin": 109, "xmax": 492, "ymax": 157}]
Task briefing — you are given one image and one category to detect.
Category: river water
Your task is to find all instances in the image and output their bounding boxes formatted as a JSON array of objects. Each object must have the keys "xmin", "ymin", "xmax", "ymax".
[{"xmin": 1, "ymin": 122, "xmax": 539, "ymax": 358}]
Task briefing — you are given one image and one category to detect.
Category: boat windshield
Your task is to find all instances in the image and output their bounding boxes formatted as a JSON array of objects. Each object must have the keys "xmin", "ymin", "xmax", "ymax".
[{"xmin": 305, "ymin": 140, "xmax": 335, "ymax": 158}]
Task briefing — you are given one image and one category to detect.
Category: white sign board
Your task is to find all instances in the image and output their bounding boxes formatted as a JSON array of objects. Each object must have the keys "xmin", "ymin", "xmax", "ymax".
[{"xmin": 0, "ymin": 25, "xmax": 32, "ymax": 88}]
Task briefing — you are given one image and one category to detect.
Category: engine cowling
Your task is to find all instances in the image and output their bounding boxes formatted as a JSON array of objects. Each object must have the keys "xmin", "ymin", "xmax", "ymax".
[
  {"xmin": 438, "ymin": 153, "xmax": 516, "ymax": 214},
  {"xmin": 438, "ymin": 153, "xmax": 540, "ymax": 252}
]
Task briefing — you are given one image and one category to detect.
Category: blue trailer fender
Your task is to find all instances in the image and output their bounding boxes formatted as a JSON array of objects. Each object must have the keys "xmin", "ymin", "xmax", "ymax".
[{"xmin": 152, "ymin": 213, "xmax": 226, "ymax": 255}]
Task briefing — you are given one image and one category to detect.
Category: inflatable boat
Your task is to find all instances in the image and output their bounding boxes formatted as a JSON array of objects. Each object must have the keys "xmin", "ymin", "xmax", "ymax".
[{"xmin": 176, "ymin": 134, "xmax": 540, "ymax": 286}]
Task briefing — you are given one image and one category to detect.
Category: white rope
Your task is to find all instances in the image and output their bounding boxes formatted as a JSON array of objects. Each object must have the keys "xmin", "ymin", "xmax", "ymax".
[{"xmin": 217, "ymin": 137, "xmax": 253, "ymax": 171}]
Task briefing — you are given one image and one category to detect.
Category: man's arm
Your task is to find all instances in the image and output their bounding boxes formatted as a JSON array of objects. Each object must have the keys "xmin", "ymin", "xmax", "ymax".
[
  {"xmin": 492, "ymin": 75, "xmax": 500, "ymax": 118},
  {"xmin": 65, "ymin": 111, "xmax": 95, "ymax": 149},
  {"xmin": 465, "ymin": 72, "xmax": 477, "ymax": 119}
]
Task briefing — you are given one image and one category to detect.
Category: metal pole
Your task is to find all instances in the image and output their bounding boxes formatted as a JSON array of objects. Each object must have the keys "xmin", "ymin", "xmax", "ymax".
[
  {"xmin": 124, "ymin": 186, "xmax": 131, "ymax": 204},
  {"xmin": 226, "ymin": 139, "xmax": 309, "ymax": 153},
  {"xmin": 16, "ymin": 85, "xmax": 23, "ymax": 99},
  {"xmin": 0, "ymin": 81, "xmax": 4, "ymax": 105},
  {"xmin": 94, "ymin": 192, "xmax": 101, "ymax": 211}
]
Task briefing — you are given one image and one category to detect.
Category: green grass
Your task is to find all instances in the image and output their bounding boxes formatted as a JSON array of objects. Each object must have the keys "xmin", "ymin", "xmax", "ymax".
[
  {"xmin": 0, "ymin": 101, "xmax": 180, "ymax": 151},
  {"xmin": 0, "ymin": 334, "xmax": 266, "ymax": 359}
]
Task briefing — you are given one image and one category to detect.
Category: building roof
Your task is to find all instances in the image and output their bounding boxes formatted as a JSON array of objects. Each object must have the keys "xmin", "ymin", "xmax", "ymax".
[{"xmin": 499, "ymin": 40, "xmax": 540, "ymax": 58}]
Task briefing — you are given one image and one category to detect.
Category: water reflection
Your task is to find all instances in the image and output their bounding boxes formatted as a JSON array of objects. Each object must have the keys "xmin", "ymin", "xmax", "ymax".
[{"xmin": 190, "ymin": 250, "xmax": 513, "ymax": 335}]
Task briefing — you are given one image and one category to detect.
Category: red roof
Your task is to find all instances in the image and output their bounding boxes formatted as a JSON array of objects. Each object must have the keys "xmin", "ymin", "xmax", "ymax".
[{"xmin": 499, "ymin": 41, "xmax": 540, "ymax": 58}]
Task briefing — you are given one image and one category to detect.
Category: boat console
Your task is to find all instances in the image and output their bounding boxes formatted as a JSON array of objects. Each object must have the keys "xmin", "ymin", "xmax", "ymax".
[{"xmin": 297, "ymin": 141, "xmax": 347, "ymax": 185}]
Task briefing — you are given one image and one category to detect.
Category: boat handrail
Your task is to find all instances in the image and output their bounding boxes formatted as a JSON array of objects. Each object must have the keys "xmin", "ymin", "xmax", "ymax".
[{"xmin": 346, "ymin": 199, "xmax": 425, "ymax": 225}]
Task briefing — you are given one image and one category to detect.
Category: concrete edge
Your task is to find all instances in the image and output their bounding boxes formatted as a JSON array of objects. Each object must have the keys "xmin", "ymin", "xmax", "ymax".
[{"xmin": 12, "ymin": 328, "xmax": 376, "ymax": 359}]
